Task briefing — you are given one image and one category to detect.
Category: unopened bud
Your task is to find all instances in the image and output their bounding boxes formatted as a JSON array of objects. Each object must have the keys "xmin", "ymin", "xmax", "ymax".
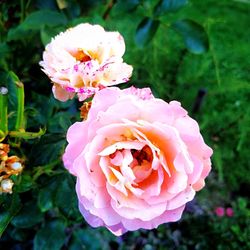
[
  {"xmin": 80, "ymin": 101, "xmax": 92, "ymax": 120},
  {"xmin": 0, "ymin": 87, "xmax": 8, "ymax": 95},
  {"xmin": 10, "ymin": 162, "xmax": 23, "ymax": 171},
  {"xmin": 0, "ymin": 143, "xmax": 9, "ymax": 153},
  {"xmin": 1, "ymin": 179, "xmax": 14, "ymax": 193},
  {"xmin": 0, "ymin": 151, "xmax": 8, "ymax": 161}
]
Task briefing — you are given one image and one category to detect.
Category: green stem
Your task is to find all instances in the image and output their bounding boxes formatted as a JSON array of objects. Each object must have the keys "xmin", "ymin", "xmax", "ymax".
[
  {"xmin": 9, "ymin": 128, "xmax": 46, "ymax": 139},
  {"xmin": 0, "ymin": 87, "xmax": 8, "ymax": 138},
  {"xmin": 15, "ymin": 82, "xmax": 25, "ymax": 131},
  {"xmin": 20, "ymin": 0, "xmax": 25, "ymax": 23},
  {"xmin": 207, "ymin": 21, "xmax": 221, "ymax": 86}
]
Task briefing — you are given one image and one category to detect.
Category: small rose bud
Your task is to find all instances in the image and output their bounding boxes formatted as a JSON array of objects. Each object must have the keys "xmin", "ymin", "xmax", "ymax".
[
  {"xmin": 215, "ymin": 207, "xmax": 225, "ymax": 217},
  {"xmin": 226, "ymin": 207, "xmax": 234, "ymax": 217},
  {"xmin": 6, "ymin": 156, "xmax": 22, "ymax": 170},
  {"xmin": 80, "ymin": 101, "xmax": 92, "ymax": 120},
  {"xmin": 1, "ymin": 179, "xmax": 14, "ymax": 193},
  {"xmin": 10, "ymin": 162, "xmax": 23, "ymax": 171}
]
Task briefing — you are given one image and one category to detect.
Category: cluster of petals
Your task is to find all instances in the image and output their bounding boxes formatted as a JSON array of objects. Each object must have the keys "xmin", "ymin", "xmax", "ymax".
[
  {"xmin": 63, "ymin": 87, "xmax": 213, "ymax": 235},
  {"xmin": 40, "ymin": 23, "xmax": 133, "ymax": 101}
]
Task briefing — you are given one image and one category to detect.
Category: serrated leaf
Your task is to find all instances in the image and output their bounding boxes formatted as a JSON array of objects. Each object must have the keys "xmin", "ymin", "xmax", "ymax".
[
  {"xmin": 11, "ymin": 201, "xmax": 43, "ymax": 228},
  {"xmin": 172, "ymin": 19, "xmax": 209, "ymax": 54},
  {"xmin": 34, "ymin": 220, "xmax": 66, "ymax": 250},
  {"xmin": 154, "ymin": 0, "xmax": 188, "ymax": 15},
  {"xmin": 135, "ymin": 17, "xmax": 160, "ymax": 48}
]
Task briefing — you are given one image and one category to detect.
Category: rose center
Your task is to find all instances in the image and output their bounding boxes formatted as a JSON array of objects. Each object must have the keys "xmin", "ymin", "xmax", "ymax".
[
  {"xmin": 131, "ymin": 145, "xmax": 153, "ymax": 165},
  {"xmin": 70, "ymin": 49, "xmax": 91, "ymax": 62}
]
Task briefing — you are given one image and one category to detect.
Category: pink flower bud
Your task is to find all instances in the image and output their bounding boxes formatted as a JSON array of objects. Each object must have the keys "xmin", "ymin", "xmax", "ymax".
[
  {"xmin": 226, "ymin": 207, "xmax": 234, "ymax": 217},
  {"xmin": 215, "ymin": 207, "xmax": 225, "ymax": 217}
]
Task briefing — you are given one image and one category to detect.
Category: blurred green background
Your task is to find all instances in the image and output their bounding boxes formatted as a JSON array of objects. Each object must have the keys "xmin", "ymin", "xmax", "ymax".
[{"xmin": 0, "ymin": 0, "xmax": 249, "ymax": 249}]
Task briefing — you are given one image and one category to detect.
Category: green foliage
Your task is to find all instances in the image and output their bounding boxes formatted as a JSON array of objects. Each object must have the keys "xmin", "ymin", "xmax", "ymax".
[
  {"xmin": 34, "ymin": 220, "xmax": 66, "ymax": 250},
  {"xmin": 0, "ymin": 0, "xmax": 249, "ymax": 249},
  {"xmin": 0, "ymin": 194, "xmax": 21, "ymax": 237},
  {"xmin": 135, "ymin": 17, "xmax": 160, "ymax": 47},
  {"xmin": 154, "ymin": 0, "xmax": 188, "ymax": 15},
  {"xmin": 11, "ymin": 201, "xmax": 43, "ymax": 228},
  {"xmin": 172, "ymin": 19, "xmax": 209, "ymax": 54}
]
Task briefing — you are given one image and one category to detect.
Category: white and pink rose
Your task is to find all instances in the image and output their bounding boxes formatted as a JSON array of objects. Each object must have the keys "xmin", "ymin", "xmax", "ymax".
[{"xmin": 40, "ymin": 23, "xmax": 133, "ymax": 101}]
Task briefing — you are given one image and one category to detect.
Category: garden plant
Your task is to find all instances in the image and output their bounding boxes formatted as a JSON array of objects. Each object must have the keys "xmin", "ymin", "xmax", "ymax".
[{"xmin": 0, "ymin": 0, "xmax": 249, "ymax": 249}]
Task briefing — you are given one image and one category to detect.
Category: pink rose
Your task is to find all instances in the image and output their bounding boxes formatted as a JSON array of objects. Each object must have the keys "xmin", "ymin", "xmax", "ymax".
[
  {"xmin": 63, "ymin": 87, "xmax": 213, "ymax": 235},
  {"xmin": 40, "ymin": 23, "xmax": 133, "ymax": 102}
]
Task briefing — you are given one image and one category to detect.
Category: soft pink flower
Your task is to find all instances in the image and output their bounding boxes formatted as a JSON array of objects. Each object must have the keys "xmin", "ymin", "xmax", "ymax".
[
  {"xmin": 40, "ymin": 23, "xmax": 133, "ymax": 101},
  {"xmin": 215, "ymin": 207, "xmax": 225, "ymax": 217},
  {"xmin": 63, "ymin": 87, "xmax": 213, "ymax": 235},
  {"xmin": 226, "ymin": 207, "xmax": 234, "ymax": 217}
]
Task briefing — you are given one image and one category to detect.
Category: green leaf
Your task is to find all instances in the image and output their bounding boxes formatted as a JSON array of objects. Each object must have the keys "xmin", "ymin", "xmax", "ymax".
[
  {"xmin": 69, "ymin": 229, "xmax": 103, "ymax": 250},
  {"xmin": 40, "ymin": 26, "xmax": 63, "ymax": 46},
  {"xmin": 172, "ymin": 19, "xmax": 209, "ymax": 54},
  {"xmin": 55, "ymin": 175, "xmax": 80, "ymax": 219},
  {"xmin": 154, "ymin": 0, "xmax": 188, "ymax": 15},
  {"xmin": 15, "ymin": 173, "xmax": 33, "ymax": 193},
  {"xmin": 11, "ymin": 201, "xmax": 43, "ymax": 228},
  {"xmin": 29, "ymin": 134, "xmax": 66, "ymax": 165},
  {"xmin": 36, "ymin": 0, "xmax": 58, "ymax": 10},
  {"xmin": 34, "ymin": 220, "xmax": 66, "ymax": 250},
  {"xmin": 135, "ymin": 17, "xmax": 160, "ymax": 48},
  {"xmin": 48, "ymin": 112, "xmax": 72, "ymax": 133},
  {"xmin": 116, "ymin": 0, "xmax": 140, "ymax": 12},
  {"xmin": 38, "ymin": 174, "xmax": 79, "ymax": 218},
  {"xmin": 0, "ymin": 43, "xmax": 10, "ymax": 59},
  {"xmin": 7, "ymin": 27, "xmax": 33, "ymax": 42},
  {"xmin": 0, "ymin": 194, "xmax": 21, "ymax": 237},
  {"xmin": 7, "ymin": 10, "xmax": 67, "ymax": 42},
  {"xmin": 0, "ymin": 71, "xmax": 21, "ymax": 112},
  {"xmin": 38, "ymin": 188, "xmax": 54, "ymax": 213},
  {"xmin": 21, "ymin": 10, "xmax": 67, "ymax": 30},
  {"xmin": 38, "ymin": 180, "xmax": 58, "ymax": 212},
  {"xmin": 9, "ymin": 227, "xmax": 29, "ymax": 242}
]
